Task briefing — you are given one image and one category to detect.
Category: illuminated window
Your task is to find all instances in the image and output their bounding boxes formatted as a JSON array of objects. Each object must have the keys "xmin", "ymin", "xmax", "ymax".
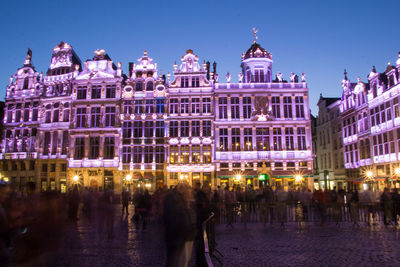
[
  {"xmin": 155, "ymin": 146, "xmax": 164, "ymax": 163},
  {"xmin": 181, "ymin": 146, "xmax": 189, "ymax": 163},
  {"xmin": 122, "ymin": 146, "xmax": 131, "ymax": 163},
  {"xmin": 192, "ymin": 145, "xmax": 200, "ymax": 163},
  {"xmin": 273, "ymin": 128, "xmax": 282, "ymax": 150},
  {"xmin": 61, "ymin": 131, "xmax": 68, "ymax": 155},
  {"xmin": 285, "ymin": 128, "xmax": 294, "ymax": 150},
  {"xmin": 295, "ymin": 96, "xmax": 305, "ymax": 118},
  {"xmin": 231, "ymin": 128, "xmax": 241, "ymax": 151},
  {"xmin": 297, "ymin": 127, "xmax": 307, "ymax": 150},
  {"xmin": 219, "ymin": 128, "xmax": 228, "ymax": 151},
  {"xmin": 256, "ymin": 128, "xmax": 270, "ymax": 151},
  {"xmin": 203, "ymin": 146, "xmax": 211, "ymax": 163},
  {"xmin": 133, "ymin": 146, "xmax": 142, "ymax": 163},
  {"xmin": 170, "ymin": 146, "xmax": 178, "ymax": 164},
  {"xmin": 244, "ymin": 128, "xmax": 253, "ymax": 151}
]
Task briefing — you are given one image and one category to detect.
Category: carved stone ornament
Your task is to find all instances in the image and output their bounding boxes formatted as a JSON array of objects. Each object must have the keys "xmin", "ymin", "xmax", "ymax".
[{"xmin": 252, "ymin": 96, "xmax": 273, "ymax": 121}]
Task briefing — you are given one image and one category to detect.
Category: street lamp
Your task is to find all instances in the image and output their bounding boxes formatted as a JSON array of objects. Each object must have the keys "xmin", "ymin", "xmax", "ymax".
[
  {"xmin": 295, "ymin": 174, "xmax": 303, "ymax": 183},
  {"xmin": 395, "ymin": 167, "xmax": 400, "ymax": 176},
  {"xmin": 73, "ymin": 175, "xmax": 79, "ymax": 183},
  {"xmin": 125, "ymin": 174, "xmax": 132, "ymax": 182}
]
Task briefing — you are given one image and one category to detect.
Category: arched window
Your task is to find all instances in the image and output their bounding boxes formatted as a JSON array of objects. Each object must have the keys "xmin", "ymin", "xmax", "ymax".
[
  {"xmin": 23, "ymin": 77, "xmax": 29, "ymax": 89},
  {"xmin": 146, "ymin": 81, "xmax": 153, "ymax": 91},
  {"xmin": 246, "ymin": 68, "xmax": 251, "ymax": 83},
  {"xmin": 135, "ymin": 81, "xmax": 143, "ymax": 91}
]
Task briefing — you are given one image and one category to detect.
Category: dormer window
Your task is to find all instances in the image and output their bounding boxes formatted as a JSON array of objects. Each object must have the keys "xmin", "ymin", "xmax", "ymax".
[
  {"xmin": 254, "ymin": 69, "xmax": 264, "ymax": 82},
  {"xmin": 181, "ymin": 77, "xmax": 189, "ymax": 88},
  {"xmin": 388, "ymin": 74, "xmax": 395, "ymax": 88},
  {"xmin": 106, "ymin": 85, "xmax": 116, "ymax": 98},
  {"xmin": 91, "ymin": 85, "xmax": 101, "ymax": 99},
  {"xmin": 77, "ymin": 86, "xmax": 87, "ymax": 100},
  {"xmin": 246, "ymin": 68, "xmax": 251, "ymax": 83}
]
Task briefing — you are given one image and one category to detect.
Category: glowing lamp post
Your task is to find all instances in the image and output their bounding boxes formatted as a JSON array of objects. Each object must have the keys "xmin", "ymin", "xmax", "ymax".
[
  {"xmin": 295, "ymin": 174, "xmax": 303, "ymax": 183},
  {"xmin": 73, "ymin": 175, "xmax": 79, "ymax": 183}
]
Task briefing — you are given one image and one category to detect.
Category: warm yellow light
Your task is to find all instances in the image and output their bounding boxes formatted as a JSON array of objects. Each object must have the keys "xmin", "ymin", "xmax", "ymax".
[
  {"xmin": 126, "ymin": 174, "xmax": 132, "ymax": 181},
  {"xmin": 366, "ymin": 171, "xmax": 373, "ymax": 178},
  {"xmin": 145, "ymin": 183, "xmax": 151, "ymax": 188},
  {"xmin": 3, "ymin": 177, "xmax": 9, "ymax": 182},
  {"xmin": 235, "ymin": 174, "xmax": 242, "ymax": 181},
  {"xmin": 395, "ymin": 168, "xmax": 400, "ymax": 176},
  {"xmin": 73, "ymin": 175, "xmax": 79, "ymax": 182},
  {"xmin": 295, "ymin": 175, "xmax": 303, "ymax": 183}
]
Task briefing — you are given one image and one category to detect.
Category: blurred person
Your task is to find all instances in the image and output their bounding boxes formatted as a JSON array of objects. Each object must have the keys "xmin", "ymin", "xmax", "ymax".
[
  {"xmin": 163, "ymin": 183, "xmax": 196, "ymax": 267},
  {"xmin": 194, "ymin": 183, "xmax": 211, "ymax": 267},
  {"xmin": 121, "ymin": 188, "xmax": 130, "ymax": 216},
  {"xmin": 0, "ymin": 184, "xmax": 11, "ymax": 266}
]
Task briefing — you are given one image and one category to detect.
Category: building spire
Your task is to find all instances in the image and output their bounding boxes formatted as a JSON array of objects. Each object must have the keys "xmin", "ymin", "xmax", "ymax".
[
  {"xmin": 252, "ymin": 27, "xmax": 258, "ymax": 43},
  {"xmin": 24, "ymin": 48, "xmax": 32, "ymax": 65},
  {"xmin": 344, "ymin": 69, "xmax": 348, "ymax": 80}
]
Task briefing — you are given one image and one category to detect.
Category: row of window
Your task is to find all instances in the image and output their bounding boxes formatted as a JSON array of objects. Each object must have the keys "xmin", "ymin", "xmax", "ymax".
[
  {"xmin": 74, "ymin": 137, "xmax": 115, "ymax": 160},
  {"xmin": 169, "ymin": 145, "xmax": 212, "ymax": 164},
  {"xmin": 218, "ymin": 127, "xmax": 307, "ymax": 151},
  {"xmin": 121, "ymin": 146, "xmax": 164, "ymax": 163},
  {"xmin": 370, "ymin": 98, "xmax": 400, "ymax": 127},
  {"xmin": 123, "ymin": 99, "xmax": 165, "ymax": 114},
  {"xmin": 1, "ymin": 161, "xmax": 67, "ymax": 172},
  {"xmin": 77, "ymin": 85, "xmax": 117, "ymax": 100},
  {"xmin": 169, "ymin": 120, "xmax": 212, "ymax": 137},
  {"xmin": 169, "ymin": 98, "xmax": 212, "ymax": 114},
  {"xmin": 75, "ymin": 107, "xmax": 116, "ymax": 128}
]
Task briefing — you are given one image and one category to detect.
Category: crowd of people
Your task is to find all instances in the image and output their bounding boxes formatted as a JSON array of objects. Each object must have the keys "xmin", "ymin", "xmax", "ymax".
[{"xmin": 1, "ymin": 182, "xmax": 400, "ymax": 266}]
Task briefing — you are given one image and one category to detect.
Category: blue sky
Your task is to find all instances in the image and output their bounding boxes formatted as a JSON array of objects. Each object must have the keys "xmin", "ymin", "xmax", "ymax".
[{"xmin": 1, "ymin": 0, "xmax": 399, "ymax": 114}]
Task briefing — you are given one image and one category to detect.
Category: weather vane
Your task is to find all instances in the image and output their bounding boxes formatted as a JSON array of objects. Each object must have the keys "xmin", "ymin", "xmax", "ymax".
[{"xmin": 252, "ymin": 27, "xmax": 258, "ymax": 43}]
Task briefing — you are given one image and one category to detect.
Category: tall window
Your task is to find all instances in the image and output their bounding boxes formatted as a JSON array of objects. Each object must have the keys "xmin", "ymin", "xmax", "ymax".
[
  {"xmin": 89, "ymin": 137, "xmax": 100, "ymax": 159},
  {"xmin": 297, "ymin": 127, "xmax": 307, "ymax": 150},
  {"xmin": 77, "ymin": 86, "xmax": 87, "ymax": 100},
  {"xmin": 144, "ymin": 146, "xmax": 153, "ymax": 163},
  {"xmin": 295, "ymin": 96, "xmax": 304, "ymax": 118},
  {"xmin": 219, "ymin": 97, "xmax": 228, "ymax": 119},
  {"xmin": 74, "ymin": 137, "xmax": 85, "ymax": 160},
  {"xmin": 181, "ymin": 77, "xmax": 189, "ymax": 87},
  {"xmin": 192, "ymin": 121, "xmax": 200, "ymax": 137},
  {"xmin": 243, "ymin": 97, "xmax": 252, "ymax": 119},
  {"xmin": 155, "ymin": 146, "xmax": 164, "ymax": 163},
  {"xmin": 91, "ymin": 85, "xmax": 101, "ymax": 99},
  {"xmin": 123, "ymin": 101, "xmax": 132, "ymax": 115},
  {"xmin": 51, "ymin": 132, "xmax": 58, "ymax": 155},
  {"xmin": 192, "ymin": 145, "xmax": 200, "ymax": 163},
  {"xmin": 43, "ymin": 132, "xmax": 51, "ymax": 155},
  {"xmin": 254, "ymin": 69, "xmax": 264, "ymax": 82},
  {"xmin": 123, "ymin": 122, "xmax": 132, "ymax": 138},
  {"xmin": 170, "ymin": 146, "xmax": 178, "ymax": 163},
  {"xmin": 23, "ymin": 109, "xmax": 30, "ymax": 122},
  {"xmin": 202, "ymin": 120, "xmax": 211, "ymax": 137},
  {"xmin": 180, "ymin": 99, "xmax": 189, "ymax": 114},
  {"xmin": 272, "ymin": 97, "xmax": 281, "ymax": 118},
  {"xmin": 122, "ymin": 147, "xmax": 131, "ymax": 163},
  {"xmin": 6, "ymin": 110, "xmax": 12, "ymax": 123},
  {"xmin": 155, "ymin": 121, "xmax": 164, "ymax": 137},
  {"xmin": 104, "ymin": 137, "xmax": 115, "ymax": 159},
  {"xmin": 91, "ymin": 107, "xmax": 101, "ymax": 127},
  {"xmin": 191, "ymin": 98, "xmax": 200, "ymax": 114},
  {"xmin": 285, "ymin": 128, "xmax": 294, "ymax": 150},
  {"xmin": 244, "ymin": 128, "xmax": 253, "ymax": 151},
  {"xmin": 273, "ymin": 128, "xmax": 282, "ymax": 150},
  {"xmin": 181, "ymin": 146, "xmax": 189, "ymax": 163},
  {"xmin": 156, "ymin": 99, "xmax": 165, "ymax": 113},
  {"xmin": 133, "ymin": 146, "xmax": 142, "ymax": 163},
  {"xmin": 135, "ymin": 81, "xmax": 143, "ymax": 91},
  {"xmin": 144, "ymin": 121, "xmax": 154, "ymax": 137},
  {"xmin": 134, "ymin": 100, "xmax": 143, "ymax": 114},
  {"xmin": 105, "ymin": 107, "xmax": 115, "ymax": 127},
  {"xmin": 169, "ymin": 99, "xmax": 179, "ymax": 114},
  {"xmin": 203, "ymin": 146, "xmax": 211, "ymax": 163},
  {"xmin": 232, "ymin": 128, "xmax": 241, "ymax": 151},
  {"xmin": 52, "ymin": 108, "xmax": 59, "ymax": 122},
  {"xmin": 219, "ymin": 128, "xmax": 228, "ymax": 151},
  {"xmin": 63, "ymin": 108, "xmax": 70, "ymax": 122},
  {"xmin": 145, "ymin": 99, "xmax": 154, "ymax": 113},
  {"xmin": 191, "ymin": 76, "xmax": 200, "ymax": 87},
  {"xmin": 256, "ymin": 128, "xmax": 270, "ymax": 151},
  {"xmin": 45, "ymin": 110, "xmax": 51, "ymax": 123},
  {"xmin": 283, "ymin": 97, "xmax": 293, "ymax": 118},
  {"xmin": 231, "ymin": 97, "xmax": 240, "ymax": 119},
  {"xmin": 76, "ymin": 107, "xmax": 86, "ymax": 128},
  {"xmin": 23, "ymin": 77, "xmax": 29, "ymax": 89},
  {"xmin": 133, "ymin": 121, "xmax": 143, "ymax": 138},
  {"xmin": 170, "ymin": 121, "xmax": 178, "ymax": 137},
  {"xmin": 146, "ymin": 81, "xmax": 153, "ymax": 91},
  {"xmin": 181, "ymin": 121, "xmax": 189, "ymax": 137},
  {"xmin": 61, "ymin": 131, "xmax": 69, "ymax": 155},
  {"xmin": 202, "ymin": 98, "xmax": 211, "ymax": 113}
]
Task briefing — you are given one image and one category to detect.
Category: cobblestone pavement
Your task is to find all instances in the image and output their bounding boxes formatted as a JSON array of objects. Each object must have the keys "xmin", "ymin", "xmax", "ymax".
[{"xmin": 16, "ymin": 205, "xmax": 400, "ymax": 267}]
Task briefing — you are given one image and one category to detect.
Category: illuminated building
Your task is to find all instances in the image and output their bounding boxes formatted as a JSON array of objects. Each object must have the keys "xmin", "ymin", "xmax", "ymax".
[
  {"xmin": 166, "ymin": 50, "xmax": 215, "ymax": 188},
  {"xmin": 316, "ymin": 95, "xmax": 345, "ymax": 190},
  {"xmin": 121, "ymin": 51, "xmax": 166, "ymax": 189},
  {"xmin": 214, "ymin": 34, "xmax": 313, "ymax": 190}
]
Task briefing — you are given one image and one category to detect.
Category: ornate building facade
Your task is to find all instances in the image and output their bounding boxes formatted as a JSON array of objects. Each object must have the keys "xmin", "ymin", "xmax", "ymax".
[{"xmin": 0, "ymin": 37, "xmax": 313, "ymax": 192}]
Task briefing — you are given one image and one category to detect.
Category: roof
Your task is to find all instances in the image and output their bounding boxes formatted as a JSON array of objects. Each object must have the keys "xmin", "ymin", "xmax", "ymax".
[
  {"xmin": 318, "ymin": 97, "xmax": 340, "ymax": 106},
  {"xmin": 243, "ymin": 42, "xmax": 272, "ymax": 60}
]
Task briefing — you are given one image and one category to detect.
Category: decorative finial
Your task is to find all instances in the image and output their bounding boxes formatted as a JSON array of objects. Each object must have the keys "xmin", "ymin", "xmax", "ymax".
[
  {"xmin": 372, "ymin": 66, "xmax": 376, "ymax": 72},
  {"xmin": 252, "ymin": 27, "xmax": 258, "ymax": 43},
  {"xmin": 144, "ymin": 50, "xmax": 147, "ymax": 56},
  {"xmin": 344, "ymin": 69, "xmax": 348, "ymax": 80},
  {"xmin": 24, "ymin": 48, "xmax": 32, "ymax": 65}
]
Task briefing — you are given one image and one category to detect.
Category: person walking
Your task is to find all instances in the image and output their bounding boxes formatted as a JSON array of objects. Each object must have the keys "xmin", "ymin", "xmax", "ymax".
[{"xmin": 121, "ymin": 188, "xmax": 130, "ymax": 216}]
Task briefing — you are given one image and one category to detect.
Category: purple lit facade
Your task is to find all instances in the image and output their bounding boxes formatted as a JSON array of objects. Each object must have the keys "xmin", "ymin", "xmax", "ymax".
[
  {"xmin": 339, "ymin": 52, "xmax": 400, "ymax": 190},
  {"xmin": 0, "ymin": 38, "xmax": 313, "ymax": 192}
]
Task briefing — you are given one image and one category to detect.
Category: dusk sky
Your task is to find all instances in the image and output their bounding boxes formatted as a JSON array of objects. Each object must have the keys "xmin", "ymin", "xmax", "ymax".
[{"xmin": 1, "ymin": 0, "xmax": 399, "ymax": 114}]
